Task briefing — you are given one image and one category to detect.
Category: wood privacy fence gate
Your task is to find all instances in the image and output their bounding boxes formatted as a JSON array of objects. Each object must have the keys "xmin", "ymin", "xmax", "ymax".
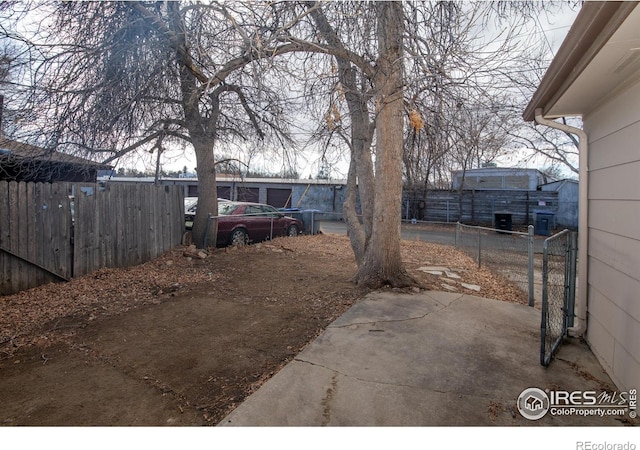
[{"xmin": 0, "ymin": 181, "xmax": 184, "ymax": 295}]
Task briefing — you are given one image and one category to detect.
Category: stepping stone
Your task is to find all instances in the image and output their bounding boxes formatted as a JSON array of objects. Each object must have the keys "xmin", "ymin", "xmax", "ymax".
[
  {"xmin": 441, "ymin": 283, "xmax": 458, "ymax": 291},
  {"xmin": 460, "ymin": 282, "xmax": 481, "ymax": 292},
  {"xmin": 418, "ymin": 266, "xmax": 449, "ymax": 272},
  {"xmin": 417, "ymin": 267, "xmax": 444, "ymax": 276},
  {"xmin": 444, "ymin": 271, "xmax": 461, "ymax": 279}
]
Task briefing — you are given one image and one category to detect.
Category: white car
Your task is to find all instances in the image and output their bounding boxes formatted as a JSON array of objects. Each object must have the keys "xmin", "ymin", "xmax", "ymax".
[{"xmin": 184, "ymin": 197, "xmax": 229, "ymax": 230}]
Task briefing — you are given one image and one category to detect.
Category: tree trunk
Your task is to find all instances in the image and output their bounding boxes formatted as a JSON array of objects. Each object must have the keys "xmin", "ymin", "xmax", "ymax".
[
  {"xmin": 167, "ymin": 3, "xmax": 220, "ymax": 249},
  {"xmin": 191, "ymin": 138, "xmax": 218, "ymax": 248},
  {"xmin": 354, "ymin": 1, "xmax": 414, "ymax": 288},
  {"xmin": 343, "ymin": 149, "xmax": 366, "ymax": 265},
  {"xmin": 341, "ymin": 66, "xmax": 375, "ymax": 264},
  {"xmin": 308, "ymin": 6, "xmax": 375, "ymax": 264}
]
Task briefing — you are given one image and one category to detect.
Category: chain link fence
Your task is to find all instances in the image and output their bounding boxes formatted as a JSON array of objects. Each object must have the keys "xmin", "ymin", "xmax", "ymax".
[
  {"xmin": 310, "ymin": 216, "xmax": 536, "ymax": 306},
  {"xmin": 455, "ymin": 223, "xmax": 535, "ymax": 306},
  {"xmin": 307, "ymin": 211, "xmax": 343, "ymax": 234},
  {"xmin": 540, "ymin": 229, "xmax": 577, "ymax": 366}
]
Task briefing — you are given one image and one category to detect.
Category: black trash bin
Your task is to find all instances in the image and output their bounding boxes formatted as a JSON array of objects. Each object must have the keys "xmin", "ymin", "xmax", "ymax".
[
  {"xmin": 494, "ymin": 211, "xmax": 513, "ymax": 233},
  {"xmin": 534, "ymin": 210, "xmax": 554, "ymax": 236}
]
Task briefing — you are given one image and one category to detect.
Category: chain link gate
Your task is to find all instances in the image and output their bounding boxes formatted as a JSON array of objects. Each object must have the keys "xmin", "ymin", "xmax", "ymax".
[{"xmin": 540, "ymin": 229, "xmax": 578, "ymax": 366}]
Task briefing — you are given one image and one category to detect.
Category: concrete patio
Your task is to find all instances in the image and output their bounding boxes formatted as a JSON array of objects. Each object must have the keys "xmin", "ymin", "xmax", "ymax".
[{"xmin": 219, "ymin": 291, "xmax": 630, "ymax": 426}]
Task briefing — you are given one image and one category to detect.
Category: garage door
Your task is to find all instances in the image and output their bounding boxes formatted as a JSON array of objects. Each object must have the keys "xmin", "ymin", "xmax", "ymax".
[
  {"xmin": 217, "ymin": 186, "xmax": 231, "ymax": 200},
  {"xmin": 266, "ymin": 188, "xmax": 292, "ymax": 208},
  {"xmin": 237, "ymin": 187, "xmax": 259, "ymax": 203}
]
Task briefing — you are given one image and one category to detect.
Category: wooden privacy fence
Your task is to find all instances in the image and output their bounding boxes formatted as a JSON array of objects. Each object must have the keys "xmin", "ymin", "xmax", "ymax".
[
  {"xmin": 0, "ymin": 181, "xmax": 72, "ymax": 294},
  {"xmin": 0, "ymin": 181, "xmax": 184, "ymax": 295},
  {"xmin": 402, "ymin": 189, "xmax": 560, "ymax": 225}
]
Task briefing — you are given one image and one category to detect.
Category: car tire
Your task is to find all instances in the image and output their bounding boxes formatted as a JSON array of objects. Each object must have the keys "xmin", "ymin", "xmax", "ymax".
[
  {"xmin": 287, "ymin": 224, "xmax": 299, "ymax": 237},
  {"xmin": 229, "ymin": 229, "xmax": 248, "ymax": 246}
]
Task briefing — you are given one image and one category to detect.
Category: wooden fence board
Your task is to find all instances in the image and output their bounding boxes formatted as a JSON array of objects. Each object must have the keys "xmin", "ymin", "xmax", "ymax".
[
  {"xmin": 153, "ymin": 185, "xmax": 161, "ymax": 257},
  {"xmin": 8, "ymin": 182, "xmax": 18, "ymax": 254},
  {"xmin": 26, "ymin": 183, "xmax": 35, "ymax": 284},
  {"xmin": 73, "ymin": 185, "xmax": 87, "ymax": 276},
  {"xmin": 11, "ymin": 182, "xmax": 26, "ymax": 290},
  {"xmin": 33, "ymin": 182, "xmax": 46, "ymax": 288},
  {"xmin": 49, "ymin": 182, "xmax": 65, "ymax": 279},
  {"xmin": 148, "ymin": 184, "xmax": 157, "ymax": 260},
  {"xmin": 101, "ymin": 183, "xmax": 111, "ymax": 269},
  {"xmin": 33, "ymin": 183, "xmax": 43, "ymax": 270},
  {"xmin": 124, "ymin": 184, "xmax": 133, "ymax": 267},
  {"xmin": 0, "ymin": 181, "xmax": 67, "ymax": 293},
  {"xmin": 173, "ymin": 186, "xmax": 183, "ymax": 247},
  {"xmin": 138, "ymin": 186, "xmax": 144, "ymax": 262},
  {"xmin": 113, "ymin": 184, "xmax": 123, "ymax": 270},
  {"xmin": 17, "ymin": 183, "xmax": 27, "ymax": 267},
  {"xmin": 0, "ymin": 181, "xmax": 11, "ymax": 292},
  {"xmin": 74, "ymin": 184, "xmax": 99, "ymax": 276}
]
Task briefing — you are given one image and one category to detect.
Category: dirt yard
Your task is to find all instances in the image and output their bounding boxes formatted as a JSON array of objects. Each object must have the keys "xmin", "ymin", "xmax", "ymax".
[{"xmin": 0, "ymin": 234, "xmax": 526, "ymax": 426}]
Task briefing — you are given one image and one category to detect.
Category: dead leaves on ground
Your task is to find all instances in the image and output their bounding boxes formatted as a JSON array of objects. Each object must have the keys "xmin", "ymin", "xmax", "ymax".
[{"xmin": 1, "ymin": 233, "xmax": 526, "ymax": 359}]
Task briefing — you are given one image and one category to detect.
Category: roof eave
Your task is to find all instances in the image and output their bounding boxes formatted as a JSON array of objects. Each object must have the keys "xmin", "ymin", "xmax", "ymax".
[{"xmin": 523, "ymin": 1, "xmax": 639, "ymax": 122}]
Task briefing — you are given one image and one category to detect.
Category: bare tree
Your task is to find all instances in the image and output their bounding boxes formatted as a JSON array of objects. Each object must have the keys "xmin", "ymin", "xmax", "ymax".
[
  {"xmin": 292, "ymin": 1, "xmax": 415, "ymax": 287},
  {"xmin": 290, "ymin": 1, "xmax": 555, "ymax": 284},
  {"xmin": 404, "ymin": 2, "xmax": 543, "ymax": 184},
  {"xmin": 509, "ymin": 119, "xmax": 580, "ymax": 175},
  {"xmin": 8, "ymin": 1, "xmax": 311, "ymax": 247},
  {"xmin": 510, "ymin": 64, "xmax": 581, "ymax": 175},
  {"xmin": 293, "ymin": 1, "xmax": 558, "ymax": 283},
  {"xmin": 3, "ymin": 0, "xmax": 575, "ymax": 287},
  {"xmin": 8, "ymin": 1, "xmax": 415, "ymax": 287},
  {"xmin": 0, "ymin": 3, "xmax": 35, "ymax": 137},
  {"xmin": 355, "ymin": 1, "xmax": 414, "ymax": 286},
  {"xmin": 494, "ymin": 1, "xmax": 581, "ymax": 176}
]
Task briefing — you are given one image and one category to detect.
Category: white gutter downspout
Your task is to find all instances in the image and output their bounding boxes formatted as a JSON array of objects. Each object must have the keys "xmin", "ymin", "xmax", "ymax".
[{"xmin": 534, "ymin": 108, "xmax": 588, "ymax": 337}]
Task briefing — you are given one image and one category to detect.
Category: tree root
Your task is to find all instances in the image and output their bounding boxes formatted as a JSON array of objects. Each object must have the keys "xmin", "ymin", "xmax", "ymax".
[{"xmin": 354, "ymin": 267, "xmax": 419, "ymax": 290}]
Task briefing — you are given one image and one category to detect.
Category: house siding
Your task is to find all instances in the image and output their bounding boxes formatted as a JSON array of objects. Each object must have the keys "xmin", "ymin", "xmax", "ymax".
[
  {"xmin": 587, "ymin": 261, "xmax": 640, "ymax": 363},
  {"xmin": 583, "ymin": 79, "xmax": 640, "ymax": 391},
  {"xmin": 589, "ymin": 228, "xmax": 640, "ymax": 288},
  {"xmin": 589, "ymin": 160, "xmax": 640, "ymax": 200}
]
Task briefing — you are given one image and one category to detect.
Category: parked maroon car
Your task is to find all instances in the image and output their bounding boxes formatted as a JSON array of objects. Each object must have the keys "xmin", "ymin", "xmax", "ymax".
[{"xmin": 186, "ymin": 200, "xmax": 303, "ymax": 246}]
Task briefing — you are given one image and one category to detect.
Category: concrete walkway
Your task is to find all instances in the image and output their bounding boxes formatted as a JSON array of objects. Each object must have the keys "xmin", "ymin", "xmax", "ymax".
[{"xmin": 219, "ymin": 291, "xmax": 627, "ymax": 426}]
